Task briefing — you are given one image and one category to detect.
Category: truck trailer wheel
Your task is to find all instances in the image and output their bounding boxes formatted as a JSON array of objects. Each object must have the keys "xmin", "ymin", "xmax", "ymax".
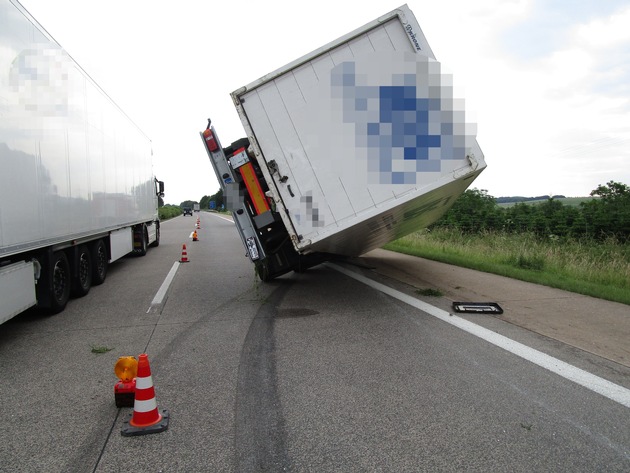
[
  {"xmin": 255, "ymin": 260, "xmax": 272, "ymax": 282},
  {"xmin": 91, "ymin": 239, "xmax": 108, "ymax": 286},
  {"xmin": 49, "ymin": 251, "xmax": 71, "ymax": 314},
  {"xmin": 72, "ymin": 244, "xmax": 92, "ymax": 297}
]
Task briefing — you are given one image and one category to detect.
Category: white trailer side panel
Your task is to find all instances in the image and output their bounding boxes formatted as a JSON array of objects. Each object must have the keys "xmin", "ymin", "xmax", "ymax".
[
  {"xmin": 0, "ymin": 0, "xmax": 157, "ymax": 259},
  {"xmin": 0, "ymin": 261, "xmax": 37, "ymax": 324},
  {"xmin": 234, "ymin": 4, "xmax": 485, "ymax": 256}
]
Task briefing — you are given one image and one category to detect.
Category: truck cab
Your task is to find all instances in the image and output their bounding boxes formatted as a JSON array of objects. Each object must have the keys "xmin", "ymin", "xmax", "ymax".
[{"xmin": 201, "ymin": 125, "xmax": 326, "ymax": 281}]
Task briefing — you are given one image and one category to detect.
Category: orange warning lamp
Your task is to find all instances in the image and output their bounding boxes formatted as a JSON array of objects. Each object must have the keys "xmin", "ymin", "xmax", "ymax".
[
  {"xmin": 114, "ymin": 356, "xmax": 138, "ymax": 407},
  {"xmin": 115, "ymin": 356, "xmax": 138, "ymax": 381}
]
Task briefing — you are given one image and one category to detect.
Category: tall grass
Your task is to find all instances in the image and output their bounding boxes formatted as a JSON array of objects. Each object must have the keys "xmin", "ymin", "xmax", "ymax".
[{"xmin": 384, "ymin": 228, "xmax": 630, "ymax": 305}]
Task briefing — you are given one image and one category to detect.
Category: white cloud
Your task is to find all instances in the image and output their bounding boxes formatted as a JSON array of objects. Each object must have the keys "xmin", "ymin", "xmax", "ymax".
[
  {"xmin": 574, "ymin": 6, "xmax": 630, "ymax": 47},
  {"xmin": 464, "ymin": 1, "xmax": 630, "ymax": 196}
]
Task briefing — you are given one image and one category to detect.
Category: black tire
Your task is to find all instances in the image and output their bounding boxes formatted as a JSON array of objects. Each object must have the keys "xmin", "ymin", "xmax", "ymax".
[
  {"xmin": 49, "ymin": 251, "xmax": 71, "ymax": 314},
  {"xmin": 91, "ymin": 239, "xmax": 108, "ymax": 286},
  {"xmin": 255, "ymin": 260, "xmax": 272, "ymax": 282},
  {"xmin": 72, "ymin": 244, "xmax": 92, "ymax": 297},
  {"xmin": 150, "ymin": 223, "xmax": 160, "ymax": 248}
]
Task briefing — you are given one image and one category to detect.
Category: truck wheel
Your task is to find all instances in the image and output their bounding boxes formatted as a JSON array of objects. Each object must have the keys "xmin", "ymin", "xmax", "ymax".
[
  {"xmin": 72, "ymin": 245, "xmax": 92, "ymax": 297},
  {"xmin": 91, "ymin": 239, "xmax": 108, "ymax": 286},
  {"xmin": 49, "ymin": 251, "xmax": 71, "ymax": 314},
  {"xmin": 255, "ymin": 260, "xmax": 272, "ymax": 282},
  {"xmin": 150, "ymin": 223, "xmax": 160, "ymax": 248}
]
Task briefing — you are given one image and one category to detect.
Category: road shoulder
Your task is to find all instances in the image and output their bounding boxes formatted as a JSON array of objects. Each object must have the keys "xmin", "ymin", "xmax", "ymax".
[{"xmin": 357, "ymin": 248, "xmax": 630, "ymax": 369}]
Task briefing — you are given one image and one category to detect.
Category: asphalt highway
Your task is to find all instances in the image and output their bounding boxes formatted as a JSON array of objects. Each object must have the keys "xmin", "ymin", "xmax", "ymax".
[{"xmin": 1, "ymin": 211, "xmax": 628, "ymax": 472}]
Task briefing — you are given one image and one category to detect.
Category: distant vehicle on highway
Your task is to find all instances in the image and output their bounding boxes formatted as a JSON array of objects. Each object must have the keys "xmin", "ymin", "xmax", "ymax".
[{"xmin": 182, "ymin": 207, "xmax": 193, "ymax": 216}]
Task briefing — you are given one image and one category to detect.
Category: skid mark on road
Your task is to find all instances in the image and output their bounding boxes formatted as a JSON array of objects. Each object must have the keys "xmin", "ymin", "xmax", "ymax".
[{"xmin": 234, "ymin": 280, "xmax": 294, "ymax": 471}]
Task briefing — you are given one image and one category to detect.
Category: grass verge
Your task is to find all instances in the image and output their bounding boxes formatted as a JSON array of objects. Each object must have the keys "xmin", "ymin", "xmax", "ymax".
[{"xmin": 383, "ymin": 228, "xmax": 630, "ymax": 306}]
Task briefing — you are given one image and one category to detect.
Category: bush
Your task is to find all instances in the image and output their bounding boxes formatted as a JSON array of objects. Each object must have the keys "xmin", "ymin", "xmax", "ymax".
[
  {"xmin": 433, "ymin": 181, "xmax": 630, "ymax": 242},
  {"xmin": 159, "ymin": 204, "xmax": 181, "ymax": 220}
]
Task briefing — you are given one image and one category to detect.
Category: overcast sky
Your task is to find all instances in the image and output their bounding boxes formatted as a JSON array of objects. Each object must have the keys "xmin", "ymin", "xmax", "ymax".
[{"xmin": 18, "ymin": 0, "xmax": 630, "ymax": 204}]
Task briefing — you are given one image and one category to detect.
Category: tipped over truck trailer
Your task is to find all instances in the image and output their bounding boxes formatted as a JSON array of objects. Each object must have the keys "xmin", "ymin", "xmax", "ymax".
[
  {"xmin": 0, "ymin": 0, "xmax": 164, "ymax": 324},
  {"xmin": 201, "ymin": 4, "xmax": 485, "ymax": 280}
]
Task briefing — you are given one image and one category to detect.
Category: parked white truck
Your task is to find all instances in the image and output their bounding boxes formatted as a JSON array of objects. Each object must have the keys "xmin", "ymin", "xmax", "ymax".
[
  {"xmin": 201, "ymin": 4, "xmax": 486, "ymax": 280},
  {"xmin": 0, "ymin": 0, "xmax": 164, "ymax": 323}
]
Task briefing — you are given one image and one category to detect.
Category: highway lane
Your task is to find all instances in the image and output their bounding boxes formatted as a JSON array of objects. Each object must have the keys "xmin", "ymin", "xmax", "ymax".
[{"xmin": 1, "ymin": 211, "xmax": 629, "ymax": 472}]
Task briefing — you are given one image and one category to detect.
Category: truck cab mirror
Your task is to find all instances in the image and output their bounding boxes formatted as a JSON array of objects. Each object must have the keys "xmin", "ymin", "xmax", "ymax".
[{"xmin": 157, "ymin": 180, "xmax": 165, "ymax": 197}]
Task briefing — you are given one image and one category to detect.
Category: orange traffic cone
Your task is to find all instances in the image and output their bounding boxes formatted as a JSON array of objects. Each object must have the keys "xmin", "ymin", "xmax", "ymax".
[
  {"xmin": 121, "ymin": 353, "xmax": 169, "ymax": 436},
  {"xmin": 192, "ymin": 230, "xmax": 199, "ymax": 241},
  {"xmin": 180, "ymin": 244, "xmax": 189, "ymax": 263}
]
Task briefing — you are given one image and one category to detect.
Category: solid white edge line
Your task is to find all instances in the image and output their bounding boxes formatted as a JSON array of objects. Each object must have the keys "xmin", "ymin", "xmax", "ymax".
[
  {"xmin": 207, "ymin": 212, "xmax": 234, "ymax": 223},
  {"xmin": 326, "ymin": 262, "xmax": 630, "ymax": 409},
  {"xmin": 147, "ymin": 261, "xmax": 180, "ymax": 313}
]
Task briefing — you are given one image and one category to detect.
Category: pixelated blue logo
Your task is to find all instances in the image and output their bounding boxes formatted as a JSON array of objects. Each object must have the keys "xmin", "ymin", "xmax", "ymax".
[
  {"xmin": 330, "ymin": 53, "xmax": 473, "ymax": 185},
  {"xmin": 9, "ymin": 44, "xmax": 70, "ymax": 116}
]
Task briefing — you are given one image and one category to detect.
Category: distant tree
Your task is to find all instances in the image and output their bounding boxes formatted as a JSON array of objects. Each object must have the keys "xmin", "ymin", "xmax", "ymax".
[
  {"xmin": 505, "ymin": 203, "xmax": 534, "ymax": 233},
  {"xmin": 590, "ymin": 181, "xmax": 630, "ymax": 203},
  {"xmin": 207, "ymin": 188, "xmax": 224, "ymax": 210},
  {"xmin": 582, "ymin": 181, "xmax": 630, "ymax": 241},
  {"xmin": 412, "ymin": 181, "xmax": 629, "ymax": 241},
  {"xmin": 433, "ymin": 189, "xmax": 501, "ymax": 232},
  {"xmin": 533, "ymin": 198, "xmax": 581, "ymax": 237},
  {"xmin": 199, "ymin": 195, "xmax": 210, "ymax": 210}
]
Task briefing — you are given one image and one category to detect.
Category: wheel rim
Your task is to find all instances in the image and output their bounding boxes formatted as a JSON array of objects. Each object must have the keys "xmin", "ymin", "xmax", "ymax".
[
  {"xmin": 96, "ymin": 245, "xmax": 106, "ymax": 276},
  {"xmin": 53, "ymin": 260, "xmax": 68, "ymax": 301},
  {"xmin": 78, "ymin": 252, "xmax": 90, "ymax": 287}
]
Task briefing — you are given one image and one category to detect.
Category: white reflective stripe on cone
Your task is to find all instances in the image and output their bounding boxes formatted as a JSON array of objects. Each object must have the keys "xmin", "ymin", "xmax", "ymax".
[
  {"xmin": 135, "ymin": 376, "xmax": 153, "ymax": 389},
  {"xmin": 134, "ymin": 398, "xmax": 158, "ymax": 413}
]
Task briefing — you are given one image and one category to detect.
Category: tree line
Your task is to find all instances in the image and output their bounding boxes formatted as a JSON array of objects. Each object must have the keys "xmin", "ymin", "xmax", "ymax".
[
  {"xmin": 166, "ymin": 181, "xmax": 630, "ymax": 242},
  {"xmin": 198, "ymin": 189, "xmax": 224, "ymax": 211},
  {"xmin": 432, "ymin": 181, "xmax": 630, "ymax": 242}
]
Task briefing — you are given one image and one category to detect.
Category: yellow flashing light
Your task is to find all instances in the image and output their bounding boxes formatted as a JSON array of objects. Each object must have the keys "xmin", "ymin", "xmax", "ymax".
[{"xmin": 114, "ymin": 356, "xmax": 138, "ymax": 383}]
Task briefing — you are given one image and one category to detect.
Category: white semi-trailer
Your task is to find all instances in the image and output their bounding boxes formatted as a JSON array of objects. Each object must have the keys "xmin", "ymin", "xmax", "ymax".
[
  {"xmin": 204, "ymin": 3, "xmax": 486, "ymax": 281},
  {"xmin": 0, "ymin": 0, "xmax": 164, "ymax": 323}
]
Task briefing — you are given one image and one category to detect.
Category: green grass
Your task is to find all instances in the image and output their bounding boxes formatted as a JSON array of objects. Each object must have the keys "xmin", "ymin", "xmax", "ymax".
[
  {"xmin": 90, "ymin": 345, "xmax": 114, "ymax": 354},
  {"xmin": 384, "ymin": 228, "xmax": 630, "ymax": 306}
]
